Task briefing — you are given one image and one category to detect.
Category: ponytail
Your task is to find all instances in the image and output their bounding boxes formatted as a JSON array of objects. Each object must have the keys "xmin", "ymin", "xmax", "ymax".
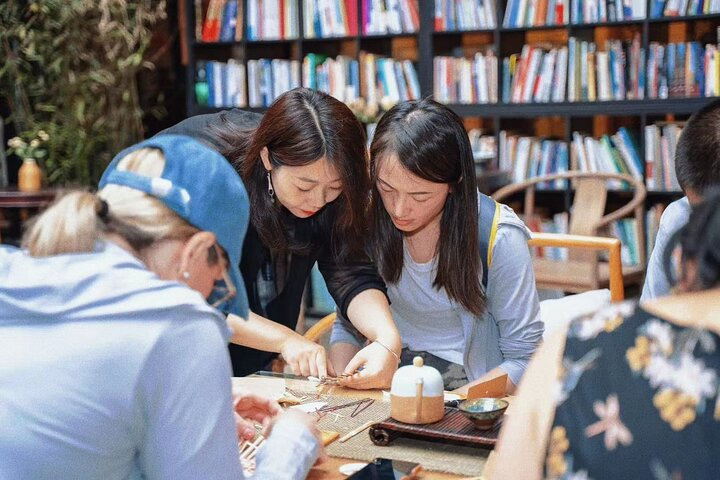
[{"xmin": 23, "ymin": 191, "xmax": 103, "ymax": 257}]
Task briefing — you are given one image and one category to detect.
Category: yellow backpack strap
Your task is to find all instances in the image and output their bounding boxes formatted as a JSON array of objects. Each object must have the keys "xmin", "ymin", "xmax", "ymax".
[{"xmin": 478, "ymin": 194, "xmax": 501, "ymax": 289}]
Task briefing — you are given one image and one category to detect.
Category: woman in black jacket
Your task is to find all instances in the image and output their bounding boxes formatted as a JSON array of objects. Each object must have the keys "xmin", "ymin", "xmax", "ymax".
[{"xmin": 161, "ymin": 88, "xmax": 400, "ymax": 388}]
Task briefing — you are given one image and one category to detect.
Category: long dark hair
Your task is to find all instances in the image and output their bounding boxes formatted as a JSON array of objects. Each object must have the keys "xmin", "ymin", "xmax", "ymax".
[
  {"xmin": 216, "ymin": 88, "xmax": 369, "ymax": 257},
  {"xmin": 369, "ymin": 99, "xmax": 484, "ymax": 315}
]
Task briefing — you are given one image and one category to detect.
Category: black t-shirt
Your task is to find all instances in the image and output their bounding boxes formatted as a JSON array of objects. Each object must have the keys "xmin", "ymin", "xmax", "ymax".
[{"xmin": 158, "ymin": 110, "xmax": 386, "ymax": 375}]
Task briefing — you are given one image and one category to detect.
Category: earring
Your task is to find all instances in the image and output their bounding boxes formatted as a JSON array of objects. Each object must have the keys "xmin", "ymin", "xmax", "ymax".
[
  {"xmin": 182, "ymin": 271, "xmax": 190, "ymax": 280},
  {"xmin": 267, "ymin": 171, "xmax": 275, "ymax": 204}
]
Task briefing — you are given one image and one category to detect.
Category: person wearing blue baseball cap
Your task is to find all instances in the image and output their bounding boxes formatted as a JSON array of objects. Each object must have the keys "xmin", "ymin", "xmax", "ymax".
[
  {"xmin": 160, "ymin": 88, "xmax": 401, "ymax": 389},
  {"xmin": 0, "ymin": 135, "xmax": 322, "ymax": 479}
]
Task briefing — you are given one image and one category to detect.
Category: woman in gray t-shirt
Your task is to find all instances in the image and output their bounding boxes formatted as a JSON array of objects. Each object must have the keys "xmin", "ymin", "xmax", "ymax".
[{"xmin": 330, "ymin": 99, "xmax": 544, "ymax": 394}]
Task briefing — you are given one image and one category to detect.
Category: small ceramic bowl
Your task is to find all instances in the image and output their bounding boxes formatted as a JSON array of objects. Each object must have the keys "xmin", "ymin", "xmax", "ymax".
[{"xmin": 458, "ymin": 398, "xmax": 509, "ymax": 430}]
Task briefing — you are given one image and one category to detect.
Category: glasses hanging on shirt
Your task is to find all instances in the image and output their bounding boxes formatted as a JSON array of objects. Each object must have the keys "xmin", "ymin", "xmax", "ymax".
[{"xmin": 209, "ymin": 244, "xmax": 237, "ymax": 310}]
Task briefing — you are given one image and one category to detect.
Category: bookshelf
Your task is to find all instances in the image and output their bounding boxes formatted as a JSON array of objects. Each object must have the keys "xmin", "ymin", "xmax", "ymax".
[{"xmin": 183, "ymin": 0, "xmax": 720, "ymax": 273}]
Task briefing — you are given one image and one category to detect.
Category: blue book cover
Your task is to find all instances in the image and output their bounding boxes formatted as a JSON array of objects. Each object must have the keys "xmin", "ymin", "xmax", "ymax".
[
  {"xmin": 676, "ymin": 42, "xmax": 686, "ymax": 97},
  {"xmin": 618, "ymin": 127, "xmax": 643, "ymax": 176},
  {"xmin": 219, "ymin": 0, "xmax": 238, "ymax": 41},
  {"xmin": 446, "ymin": 0, "xmax": 456, "ymax": 30},
  {"xmin": 350, "ymin": 59, "xmax": 360, "ymax": 99},
  {"xmin": 247, "ymin": 0, "xmax": 256, "ymax": 40},
  {"xmin": 509, "ymin": 0, "xmax": 520, "ymax": 27},
  {"xmin": 572, "ymin": 0, "xmax": 581, "ymax": 24},
  {"xmin": 394, "ymin": 61, "xmax": 409, "ymax": 101},
  {"xmin": 638, "ymin": 48, "xmax": 646, "ymax": 98},
  {"xmin": 666, "ymin": 43, "xmax": 676, "ymax": 95},
  {"xmin": 376, "ymin": 58, "xmax": 389, "ymax": 98},
  {"xmin": 651, "ymin": 0, "xmax": 664, "ymax": 17},
  {"xmin": 608, "ymin": 47, "xmax": 618, "ymax": 99},
  {"xmin": 502, "ymin": 57, "xmax": 511, "ymax": 103},
  {"xmin": 205, "ymin": 61, "xmax": 215, "ymax": 106},
  {"xmin": 694, "ymin": 42, "xmax": 705, "ymax": 96},
  {"xmin": 503, "ymin": 0, "xmax": 514, "ymax": 26},
  {"xmin": 314, "ymin": 0, "xmax": 323, "ymax": 37},
  {"xmin": 555, "ymin": 143, "xmax": 569, "ymax": 189}
]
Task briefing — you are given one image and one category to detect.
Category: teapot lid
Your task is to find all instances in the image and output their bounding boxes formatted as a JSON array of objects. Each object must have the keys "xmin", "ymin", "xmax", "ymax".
[{"xmin": 390, "ymin": 356, "xmax": 445, "ymax": 397}]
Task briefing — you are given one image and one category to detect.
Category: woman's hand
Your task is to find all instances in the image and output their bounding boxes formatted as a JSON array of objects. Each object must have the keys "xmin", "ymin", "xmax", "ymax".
[
  {"xmin": 339, "ymin": 341, "xmax": 398, "ymax": 389},
  {"xmin": 280, "ymin": 334, "xmax": 335, "ymax": 378},
  {"xmin": 233, "ymin": 393, "xmax": 282, "ymax": 440}
]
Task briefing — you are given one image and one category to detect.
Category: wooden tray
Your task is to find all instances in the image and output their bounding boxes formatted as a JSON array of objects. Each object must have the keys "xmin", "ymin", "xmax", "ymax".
[{"xmin": 368, "ymin": 407, "xmax": 502, "ymax": 448}]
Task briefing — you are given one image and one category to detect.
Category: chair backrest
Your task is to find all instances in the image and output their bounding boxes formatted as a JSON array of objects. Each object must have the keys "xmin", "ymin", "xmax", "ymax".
[
  {"xmin": 492, "ymin": 171, "xmax": 648, "ymax": 266},
  {"xmin": 303, "ymin": 312, "xmax": 336, "ymax": 343},
  {"xmin": 528, "ymin": 232, "xmax": 625, "ymax": 301}
]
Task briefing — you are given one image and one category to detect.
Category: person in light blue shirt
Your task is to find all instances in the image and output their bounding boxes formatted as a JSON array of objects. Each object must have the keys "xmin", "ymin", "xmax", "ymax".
[
  {"xmin": 0, "ymin": 135, "xmax": 320, "ymax": 480},
  {"xmin": 330, "ymin": 100, "xmax": 543, "ymax": 395},
  {"xmin": 642, "ymin": 99, "xmax": 720, "ymax": 300},
  {"xmin": 641, "ymin": 197, "xmax": 690, "ymax": 300}
]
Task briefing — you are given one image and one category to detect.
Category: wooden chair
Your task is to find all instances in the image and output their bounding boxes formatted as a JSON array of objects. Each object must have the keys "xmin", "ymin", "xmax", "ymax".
[
  {"xmin": 529, "ymin": 233, "xmax": 625, "ymax": 301},
  {"xmin": 492, "ymin": 172, "xmax": 647, "ymax": 296},
  {"xmin": 303, "ymin": 311, "xmax": 336, "ymax": 343}
]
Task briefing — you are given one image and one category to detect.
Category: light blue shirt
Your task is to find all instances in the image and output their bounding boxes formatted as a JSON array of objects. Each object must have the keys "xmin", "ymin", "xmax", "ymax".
[
  {"xmin": 331, "ymin": 201, "xmax": 544, "ymax": 386},
  {"xmin": 641, "ymin": 197, "xmax": 691, "ymax": 301},
  {"xmin": 0, "ymin": 242, "xmax": 318, "ymax": 480}
]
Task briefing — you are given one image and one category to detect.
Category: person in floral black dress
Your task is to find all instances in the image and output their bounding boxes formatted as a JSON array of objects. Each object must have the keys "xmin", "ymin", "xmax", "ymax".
[{"xmin": 492, "ymin": 190, "xmax": 720, "ymax": 480}]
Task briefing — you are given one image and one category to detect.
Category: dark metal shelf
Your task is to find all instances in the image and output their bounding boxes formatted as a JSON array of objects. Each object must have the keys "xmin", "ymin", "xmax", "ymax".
[
  {"xmin": 361, "ymin": 32, "xmax": 418, "ymax": 40},
  {"xmin": 302, "ymin": 35, "xmax": 359, "ymax": 42},
  {"xmin": 447, "ymin": 97, "xmax": 719, "ymax": 117},
  {"xmin": 499, "ymin": 23, "xmax": 568, "ymax": 32},
  {"xmin": 193, "ymin": 40, "xmax": 243, "ymax": 48},
  {"xmin": 434, "ymin": 28, "xmax": 496, "ymax": 35},
  {"xmin": 648, "ymin": 13, "xmax": 720, "ymax": 23},
  {"xmin": 189, "ymin": 105, "xmax": 267, "ymax": 116},
  {"xmin": 568, "ymin": 19, "xmax": 645, "ymax": 28},
  {"xmin": 245, "ymin": 37, "xmax": 299, "ymax": 45}
]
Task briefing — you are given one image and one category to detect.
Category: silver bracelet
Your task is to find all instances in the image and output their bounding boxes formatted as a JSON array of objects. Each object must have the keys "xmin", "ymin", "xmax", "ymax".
[{"xmin": 373, "ymin": 339, "xmax": 400, "ymax": 364}]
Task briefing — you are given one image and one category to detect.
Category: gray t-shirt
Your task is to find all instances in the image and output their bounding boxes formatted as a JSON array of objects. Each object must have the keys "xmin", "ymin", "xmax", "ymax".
[
  {"xmin": 331, "ymin": 202, "xmax": 544, "ymax": 385},
  {"xmin": 390, "ymin": 244, "xmax": 466, "ymax": 365},
  {"xmin": 641, "ymin": 197, "xmax": 690, "ymax": 301}
]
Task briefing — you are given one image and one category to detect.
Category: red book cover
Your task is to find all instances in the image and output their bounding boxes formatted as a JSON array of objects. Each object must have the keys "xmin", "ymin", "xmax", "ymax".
[
  {"xmin": 536, "ymin": 0, "xmax": 548, "ymax": 26},
  {"xmin": 346, "ymin": 0, "xmax": 359, "ymax": 36},
  {"xmin": 201, "ymin": 0, "xmax": 224, "ymax": 42},
  {"xmin": 279, "ymin": 0, "xmax": 285, "ymax": 39},
  {"xmin": 531, "ymin": 53, "xmax": 544, "ymax": 100},
  {"xmin": 555, "ymin": 0, "xmax": 564, "ymax": 24},
  {"xmin": 407, "ymin": 0, "xmax": 420, "ymax": 31}
]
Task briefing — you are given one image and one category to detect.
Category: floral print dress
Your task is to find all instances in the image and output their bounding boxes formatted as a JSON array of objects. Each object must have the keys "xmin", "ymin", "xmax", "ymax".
[{"xmin": 545, "ymin": 303, "xmax": 720, "ymax": 480}]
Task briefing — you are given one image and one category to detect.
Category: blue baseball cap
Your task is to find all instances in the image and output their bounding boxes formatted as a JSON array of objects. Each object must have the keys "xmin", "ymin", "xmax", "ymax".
[{"xmin": 98, "ymin": 134, "xmax": 250, "ymax": 319}]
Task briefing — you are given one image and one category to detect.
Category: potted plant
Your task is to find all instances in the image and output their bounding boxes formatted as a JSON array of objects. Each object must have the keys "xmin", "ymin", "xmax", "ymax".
[{"xmin": 0, "ymin": 1, "xmax": 166, "ymax": 187}]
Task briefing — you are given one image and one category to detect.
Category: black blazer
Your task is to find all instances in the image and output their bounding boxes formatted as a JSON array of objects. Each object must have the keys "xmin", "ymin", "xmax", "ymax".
[{"xmin": 159, "ymin": 109, "xmax": 386, "ymax": 375}]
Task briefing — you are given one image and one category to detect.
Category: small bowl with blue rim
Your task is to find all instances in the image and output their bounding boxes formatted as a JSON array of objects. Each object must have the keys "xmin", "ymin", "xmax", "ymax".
[{"xmin": 458, "ymin": 398, "xmax": 508, "ymax": 430}]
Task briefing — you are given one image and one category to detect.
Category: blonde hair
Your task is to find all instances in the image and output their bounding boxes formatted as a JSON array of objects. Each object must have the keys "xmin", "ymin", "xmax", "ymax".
[{"xmin": 23, "ymin": 148, "xmax": 199, "ymax": 257}]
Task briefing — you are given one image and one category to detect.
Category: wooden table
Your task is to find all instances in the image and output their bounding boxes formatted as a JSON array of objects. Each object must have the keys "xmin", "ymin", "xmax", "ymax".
[
  {"xmin": 0, "ymin": 187, "xmax": 58, "ymax": 208},
  {"xmin": 0, "ymin": 188, "xmax": 57, "ymax": 242},
  {"xmin": 243, "ymin": 372, "xmax": 486, "ymax": 479},
  {"xmin": 307, "ymin": 456, "xmax": 465, "ymax": 480}
]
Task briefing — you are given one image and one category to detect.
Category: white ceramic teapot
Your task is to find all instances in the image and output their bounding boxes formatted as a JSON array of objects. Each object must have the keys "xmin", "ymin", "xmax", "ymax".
[{"xmin": 390, "ymin": 356, "xmax": 445, "ymax": 424}]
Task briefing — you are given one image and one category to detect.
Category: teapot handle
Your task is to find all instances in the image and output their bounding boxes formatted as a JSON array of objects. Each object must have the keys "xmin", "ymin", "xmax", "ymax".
[{"xmin": 415, "ymin": 380, "xmax": 423, "ymax": 422}]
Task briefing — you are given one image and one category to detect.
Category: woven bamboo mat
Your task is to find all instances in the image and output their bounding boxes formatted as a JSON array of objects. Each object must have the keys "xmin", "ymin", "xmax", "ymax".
[{"xmin": 285, "ymin": 382, "xmax": 489, "ymax": 477}]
